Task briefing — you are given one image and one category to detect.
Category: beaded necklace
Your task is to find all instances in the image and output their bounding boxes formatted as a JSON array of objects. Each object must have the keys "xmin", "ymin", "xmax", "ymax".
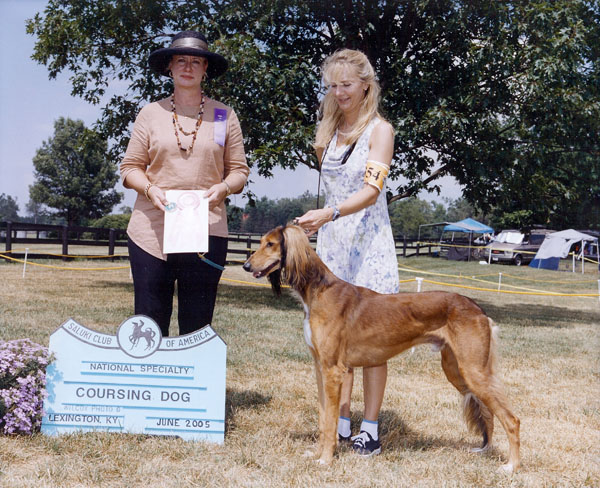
[{"xmin": 170, "ymin": 93, "xmax": 205, "ymax": 153}]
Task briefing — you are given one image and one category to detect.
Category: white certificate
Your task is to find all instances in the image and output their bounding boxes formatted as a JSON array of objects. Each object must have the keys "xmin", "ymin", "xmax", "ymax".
[{"xmin": 163, "ymin": 190, "xmax": 209, "ymax": 253}]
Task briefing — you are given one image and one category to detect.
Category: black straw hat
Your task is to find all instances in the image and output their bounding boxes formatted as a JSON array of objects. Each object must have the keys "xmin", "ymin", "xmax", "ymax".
[{"xmin": 148, "ymin": 31, "xmax": 228, "ymax": 79}]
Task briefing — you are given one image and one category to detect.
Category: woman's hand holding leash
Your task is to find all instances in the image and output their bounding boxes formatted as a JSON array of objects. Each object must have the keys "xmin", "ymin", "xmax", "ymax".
[
  {"xmin": 296, "ymin": 183, "xmax": 381, "ymax": 236},
  {"xmin": 295, "ymin": 208, "xmax": 335, "ymax": 236}
]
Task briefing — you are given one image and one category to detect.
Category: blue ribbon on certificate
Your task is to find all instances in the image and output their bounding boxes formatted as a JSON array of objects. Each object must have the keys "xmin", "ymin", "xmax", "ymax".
[{"xmin": 214, "ymin": 108, "xmax": 227, "ymax": 146}]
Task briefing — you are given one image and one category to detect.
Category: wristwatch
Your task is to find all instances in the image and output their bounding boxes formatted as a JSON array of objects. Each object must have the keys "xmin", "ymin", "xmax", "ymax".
[{"xmin": 330, "ymin": 206, "xmax": 341, "ymax": 222}]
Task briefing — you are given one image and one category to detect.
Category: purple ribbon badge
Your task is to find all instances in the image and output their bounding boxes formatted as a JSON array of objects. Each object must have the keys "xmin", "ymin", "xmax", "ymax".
[{"xmin": 214, "ymin": 108, "xmax": 227, "ymax": 147}]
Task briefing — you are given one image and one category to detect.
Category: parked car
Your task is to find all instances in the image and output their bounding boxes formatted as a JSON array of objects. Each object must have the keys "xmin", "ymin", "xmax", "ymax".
[{"xmin": 484, "ymin": 229, "xmax": 554, "ymax": 266}]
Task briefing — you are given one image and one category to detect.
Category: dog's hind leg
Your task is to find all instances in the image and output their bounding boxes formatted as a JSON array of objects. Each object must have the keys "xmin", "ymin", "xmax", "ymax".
[
  {"xmin": 310, "ymin": 356, "xmax": 326, "ymax": 459},
  {"xmin": 451, "ymin": 325, "xmax": 521, "ymax": 472},
  {"xmin": 460, "ymin": 367, "xmax": 520, "ymax": 472},
  {"xmin": 440, "ymin": 346, "xmax": 494, "ymax": 452}
]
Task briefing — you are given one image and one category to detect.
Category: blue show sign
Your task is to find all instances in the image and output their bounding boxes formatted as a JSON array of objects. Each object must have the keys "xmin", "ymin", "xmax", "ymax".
[{"xmin": 41, "ymin": 316, "xmax": 227, "ymax": 443}]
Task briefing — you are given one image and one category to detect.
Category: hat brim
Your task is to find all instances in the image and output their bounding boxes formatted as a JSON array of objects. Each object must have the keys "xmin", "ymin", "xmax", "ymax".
[{"xmin": 148, "ymin": 47, "xmax": 229, "ymax": 78}]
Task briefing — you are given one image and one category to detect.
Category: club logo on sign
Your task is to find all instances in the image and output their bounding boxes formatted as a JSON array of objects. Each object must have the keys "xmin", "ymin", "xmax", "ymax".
[{"xmin": 116, "ymin": 316, "xmax": 162, "ymax": 358}]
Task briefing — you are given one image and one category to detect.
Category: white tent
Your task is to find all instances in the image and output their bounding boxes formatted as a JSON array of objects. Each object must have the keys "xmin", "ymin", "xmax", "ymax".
[{"xmin": 529, "ymin": 229, "xmax": 598, "ymax": 272}]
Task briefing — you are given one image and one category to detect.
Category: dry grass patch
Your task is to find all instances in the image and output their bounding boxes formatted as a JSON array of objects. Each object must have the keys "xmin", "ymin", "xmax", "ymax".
[{"xmin": 0, "ymin": 258, "xmax": 599, "ymax": 487}]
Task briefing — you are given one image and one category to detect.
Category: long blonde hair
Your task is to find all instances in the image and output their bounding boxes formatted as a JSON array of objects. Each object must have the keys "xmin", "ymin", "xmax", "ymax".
[{"xmin": 314, "ymin": 49, "xmax": 383, "ymax": 152}]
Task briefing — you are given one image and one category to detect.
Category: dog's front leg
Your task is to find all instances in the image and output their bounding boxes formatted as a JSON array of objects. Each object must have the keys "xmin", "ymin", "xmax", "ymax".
[
  {"xmin": 317, "ymin": 364, "xmax": 344, "ymax": 465},
  {"xmin": 303, "ymin": 353, "xmax": 327, "ymax": 460}
]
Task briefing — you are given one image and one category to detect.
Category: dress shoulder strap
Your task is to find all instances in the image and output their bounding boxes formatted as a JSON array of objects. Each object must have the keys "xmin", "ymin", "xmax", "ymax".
[{"xmin": 357, "ymin": 116, "xmax": 381, "ymax": 146}]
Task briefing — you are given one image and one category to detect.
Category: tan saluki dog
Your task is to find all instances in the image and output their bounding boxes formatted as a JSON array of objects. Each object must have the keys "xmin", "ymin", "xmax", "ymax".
[{"xmin": 243, "ymin": 225, "xmax": 520, "ymax": 472}]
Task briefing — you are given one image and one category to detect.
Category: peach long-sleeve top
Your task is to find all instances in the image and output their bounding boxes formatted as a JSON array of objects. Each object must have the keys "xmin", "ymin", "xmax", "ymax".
[{"xmin": 121, "ymin": 96, "xmax": 249, "ymax": 260}]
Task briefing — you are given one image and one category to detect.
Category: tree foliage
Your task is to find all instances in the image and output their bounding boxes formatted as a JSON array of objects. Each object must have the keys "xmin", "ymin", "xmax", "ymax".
[
  {"xmin": 235, "ymin": 191, "xmax": 319, "ymax": 233},
  {"xmin": 0, "ymin": 194, "xmax": 20, "ymax": 221},
  {"xmin": 389, "ymin": 197, "xmax": 445, "ymax": 238},
  {"xmin": 230, "ymin": 192, "xmax": 476, "ymax": 238},
  {"xmin": 30, "ymin": 117, "xmax": 122, "ymax": 226},
  {"xmin": 89, "ymin": 213, "xmax": 131, "ymax": 230},
  {"xmin": 27, "ymin": 0, "xmax": 600, "ymax": 229}
]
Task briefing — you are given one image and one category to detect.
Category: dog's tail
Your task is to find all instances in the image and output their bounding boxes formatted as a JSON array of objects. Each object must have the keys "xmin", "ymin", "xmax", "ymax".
[
  {"xmin": 462, "ymin": 392, "xmax": 493, "ymax": 446},
  {"xmin": 461, "ymin": 318, "xmax": 500, "ymax": 448}
]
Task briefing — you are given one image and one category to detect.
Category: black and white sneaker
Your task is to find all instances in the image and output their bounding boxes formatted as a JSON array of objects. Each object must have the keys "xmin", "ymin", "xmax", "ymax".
[{"xmin": 351, "ymin": 431, "xmax": 381, "ymax": 456}]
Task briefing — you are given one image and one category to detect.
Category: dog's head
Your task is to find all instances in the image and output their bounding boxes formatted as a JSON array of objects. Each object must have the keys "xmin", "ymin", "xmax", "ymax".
[
  {"xmin": 243, "ymin": 226, "xmax": 288, "ymax": 295},
  {"xmin": 244, "ymin": 225, "xmax": 317, "ymax": 295}
]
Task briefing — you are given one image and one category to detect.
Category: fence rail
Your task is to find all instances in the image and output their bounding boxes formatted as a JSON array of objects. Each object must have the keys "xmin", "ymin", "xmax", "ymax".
[{"xmin": 1, "ymin": 221, "xmax": 440, "ymax": 262}]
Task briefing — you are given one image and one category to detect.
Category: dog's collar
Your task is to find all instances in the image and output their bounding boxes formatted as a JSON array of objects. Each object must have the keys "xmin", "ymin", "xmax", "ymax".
[
  {"xmin": 280, "ymin": 228, "xmax": 287, "ymax": 269},
  {"xmin": 260, "ymin": 260, "xmax": 280, "ymax": 277}
]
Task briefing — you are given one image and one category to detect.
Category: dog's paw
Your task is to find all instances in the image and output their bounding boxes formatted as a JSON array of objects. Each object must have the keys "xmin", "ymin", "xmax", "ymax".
[
  {"xmin": 498, "ymin": 463, "xmax": 514, "ymax": 474},
  {"xmin": 470, "ymin": 444, "xmax": 491, "ymax": 454}
]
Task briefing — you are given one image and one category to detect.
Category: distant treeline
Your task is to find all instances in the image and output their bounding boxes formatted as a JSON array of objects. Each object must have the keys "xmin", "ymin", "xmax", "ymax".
[
  {"xmin": 2, "ymin": 190, "xmax": 484, "ymax": 240},
  {"xmin": 227, "ymin": 191, "xmax": 482, "ymax": 238}
]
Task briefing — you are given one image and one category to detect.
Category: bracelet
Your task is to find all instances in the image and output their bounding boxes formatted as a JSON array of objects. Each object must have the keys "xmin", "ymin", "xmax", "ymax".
[
  {"xmin": 144, "ymin": 182, "xmax": 154, "ymax": 201},
  {"xmin": 223, "ymin": 180, "xmax": 232, "ymax": 196},
  {"xmin": 330, "ymin": 206, "xmax": 341, "ymax": 221}
]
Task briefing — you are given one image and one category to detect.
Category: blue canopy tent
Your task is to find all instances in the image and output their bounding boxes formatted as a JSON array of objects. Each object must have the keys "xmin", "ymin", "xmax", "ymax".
[
  {"xmin": 443, "ymin": 218, "xmax": 494, "ymax": 234},
  {"xmin": 442, "ymin": 218, "xmax": 494, "ymax": 261}
]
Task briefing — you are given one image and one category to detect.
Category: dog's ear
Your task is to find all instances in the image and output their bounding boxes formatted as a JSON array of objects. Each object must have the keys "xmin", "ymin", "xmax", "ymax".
[
  {"xmin": 267, "ymin": 226, "xmax": 286, "ymax": 296},
  {"xmin": 268, "ymin": 268, "xmax": 282, "ymax": 296}
]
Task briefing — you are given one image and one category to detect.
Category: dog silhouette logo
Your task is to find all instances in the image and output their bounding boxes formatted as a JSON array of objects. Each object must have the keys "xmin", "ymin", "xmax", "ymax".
[{"xmin": 117, "ymin": 316, "xmax": 162, "ymax": 358}]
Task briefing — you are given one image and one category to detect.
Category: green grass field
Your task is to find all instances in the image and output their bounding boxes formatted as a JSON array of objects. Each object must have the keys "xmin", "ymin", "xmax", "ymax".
[{"xmin": 0, "ymin": 256, "xmax": 599, "ymax": 487}]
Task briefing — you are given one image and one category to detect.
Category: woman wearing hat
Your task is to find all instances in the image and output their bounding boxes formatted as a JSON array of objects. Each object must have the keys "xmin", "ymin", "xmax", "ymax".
[{"xmin": 121, "ymin": 31, "xmax": 249, "ymax": 337}]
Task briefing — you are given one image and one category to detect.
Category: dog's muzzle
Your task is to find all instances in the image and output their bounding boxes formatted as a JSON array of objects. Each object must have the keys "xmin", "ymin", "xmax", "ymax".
[{"xmin": 243, "ymin": 260, "xmax": 279, "ymax": 278}]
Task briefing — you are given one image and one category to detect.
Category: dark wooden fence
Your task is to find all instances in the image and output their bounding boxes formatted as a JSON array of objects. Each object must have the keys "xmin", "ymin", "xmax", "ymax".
[
  {"xmin": 0, "ymin": 221, "xmax": 129, "ymax": 261},
  {"xmin": 1, "ymin": 222, "xmax": 439, "ymax": 263}
]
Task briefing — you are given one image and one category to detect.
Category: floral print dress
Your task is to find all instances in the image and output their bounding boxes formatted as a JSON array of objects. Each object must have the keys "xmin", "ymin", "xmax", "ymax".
[{"xmin": 316, "ymin": 117, "xmax": 400, "ymax": 294}]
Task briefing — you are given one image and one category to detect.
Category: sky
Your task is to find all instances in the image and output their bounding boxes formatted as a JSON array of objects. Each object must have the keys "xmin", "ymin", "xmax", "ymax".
[{"xmin": 0, "ymin": 0, "xmax": 461, "ymax": 216}]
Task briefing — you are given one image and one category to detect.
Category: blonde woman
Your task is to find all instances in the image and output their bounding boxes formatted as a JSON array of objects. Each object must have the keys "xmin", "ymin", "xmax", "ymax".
[{"xmin": 296, "ymin": 49, "xmax": 399, "ymax": 456}]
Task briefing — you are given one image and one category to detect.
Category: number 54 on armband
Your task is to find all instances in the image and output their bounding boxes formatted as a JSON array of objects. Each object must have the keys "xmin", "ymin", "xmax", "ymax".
[{"xmin": 364, "ymin": 160, "xmax": 390, "ymax": 192}]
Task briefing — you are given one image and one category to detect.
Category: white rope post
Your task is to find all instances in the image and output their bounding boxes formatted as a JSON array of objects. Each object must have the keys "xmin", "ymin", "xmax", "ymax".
[
  {"xmin": 497, "ymin": 272, "xmax": 502, "ymax": 292},
  {"xmin": 416, "ymin": 277, "xmax": 423, "ymax": 292},
  {"xmin": 22, "ymin": 248, "xmax": 29, "ymax": 278}
]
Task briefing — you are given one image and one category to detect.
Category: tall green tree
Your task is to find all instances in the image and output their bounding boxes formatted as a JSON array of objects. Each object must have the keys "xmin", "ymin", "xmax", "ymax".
[
  {"xmin": 27, "ymin": 0, "xmax": 600, "ymax": 229},
  {"xmin": 444, "ymin": 197, "xmax": 488, "ymax": 224},
  {"xmin": 30, "ymin": 117, "xmax": 122, "ymax": 226},
  {"xmin": 0, "ymin": 194, "xmax": 20, "ymax": 221}
]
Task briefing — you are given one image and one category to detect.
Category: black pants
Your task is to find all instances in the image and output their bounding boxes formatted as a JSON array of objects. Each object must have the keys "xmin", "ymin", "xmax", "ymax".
[{"xmin": 128, "ymin": 237, "xmax": 227, "ymax": 337}]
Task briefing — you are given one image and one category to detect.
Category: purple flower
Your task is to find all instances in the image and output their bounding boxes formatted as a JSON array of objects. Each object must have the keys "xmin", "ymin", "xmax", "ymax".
[{"xmin": 0, "ymin": 339, "xmax": 53, "ymax": 435}]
